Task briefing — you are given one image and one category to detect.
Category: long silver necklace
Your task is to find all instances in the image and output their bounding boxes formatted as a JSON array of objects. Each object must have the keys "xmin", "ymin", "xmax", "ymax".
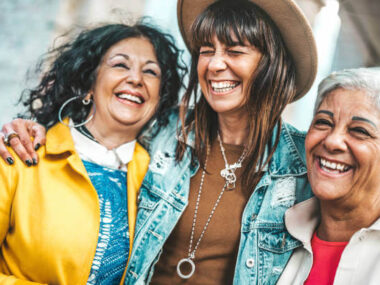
[{"xmin": 176, "ymin": 135, "xmax": 247, "ymax": 279}]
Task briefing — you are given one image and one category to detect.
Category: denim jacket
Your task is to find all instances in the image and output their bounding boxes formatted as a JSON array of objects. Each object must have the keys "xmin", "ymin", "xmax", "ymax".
[{"xmin": 125, "ymin": 112, "xmax": 313, "ymax": 285}]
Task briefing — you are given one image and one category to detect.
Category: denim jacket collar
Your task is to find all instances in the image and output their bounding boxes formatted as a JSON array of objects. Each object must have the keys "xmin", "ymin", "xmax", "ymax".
[
  {"xmin": 175, "ymin": 121, "xmax": 307, "ymax": 177},
  {"xmin": 268, "ymin": 123, "xmax": 307, "ymax": 177},
  {"xmin": 141, "ymin": 107, "xmax": 307, "ymax": 179},
  {"xmin": 175, "ymin": 125, "xmax": 195, "ymax": 148}
]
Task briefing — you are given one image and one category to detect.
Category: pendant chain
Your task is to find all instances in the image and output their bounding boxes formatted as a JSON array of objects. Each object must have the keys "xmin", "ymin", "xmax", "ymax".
[
  {"xmin": 187, "ymin": 149, "xmax": 226, "ymax": 260},
  {"xmin": 177, "ymin": 135, "xmax": 247, "ymax": 279}
]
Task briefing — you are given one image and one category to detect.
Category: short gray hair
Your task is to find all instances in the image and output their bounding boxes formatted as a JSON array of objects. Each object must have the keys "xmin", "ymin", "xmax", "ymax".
[{"xmin": 314, "ymin": 67, "xmax": 380, "ymax": 114}]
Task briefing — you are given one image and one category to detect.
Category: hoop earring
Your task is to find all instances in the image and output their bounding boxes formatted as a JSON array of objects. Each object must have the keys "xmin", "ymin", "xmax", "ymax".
[
  {"xmin": 58, "ymin": 96, "xmax": 96, "ymax": 128},
  {"xmin": 82, "ymin": 98, "xmax": 91, "ymax": 105}
]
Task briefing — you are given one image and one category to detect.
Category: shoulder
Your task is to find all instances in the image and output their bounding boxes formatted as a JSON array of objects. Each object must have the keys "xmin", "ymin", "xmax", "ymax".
[
  {"xmin": 139, "ymin": 107, "xmax": 183, "ymax": 154},
  {"xmin": 139, "ymin": 108, "xmax": 179, "ymax": 147},
  {"xmin": 0, "ymin": 145, "xmax": 48, "ymax": 200},
  {"xmin": 282, "ymin": 122, "xmax": 306, "ymax": 144},
  {"xmin": 268, "ymin": 122, "xmax": 307, "ymax": 175},
  {"xmin": 279, "ymin": 122, "xmax": 307, "ymax": 160}
]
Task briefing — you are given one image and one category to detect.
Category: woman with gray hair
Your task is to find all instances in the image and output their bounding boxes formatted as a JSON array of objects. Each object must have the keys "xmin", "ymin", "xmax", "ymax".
[{"xmin": 278, "ymin": 67, "xmax": 380, "ymax": 284}]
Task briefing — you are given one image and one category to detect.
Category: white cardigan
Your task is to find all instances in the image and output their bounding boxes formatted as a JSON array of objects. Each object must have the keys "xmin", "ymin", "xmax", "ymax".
[{"xmin": 277, "ymin": 197, "xmax": 380, "ymax": 285}]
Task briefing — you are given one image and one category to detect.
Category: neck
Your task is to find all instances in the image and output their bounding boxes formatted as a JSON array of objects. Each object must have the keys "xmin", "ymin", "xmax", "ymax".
[
  {"xmin": 317, "ymin": 197, "xmax": 380, "ymax": 242},
  {"xmin": 85, "ymin": 117, "xmax": 137, "ymax": 150},
  {"xmin": 217, "ymin": 112, "xmax": 249, "ymax": 145}
]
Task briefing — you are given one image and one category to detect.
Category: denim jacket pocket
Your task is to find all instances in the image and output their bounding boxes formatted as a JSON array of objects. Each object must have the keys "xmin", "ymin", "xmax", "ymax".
[
  {"xmin": 136, "ymin": 174, "xmax": 189, "ymax": 238},
  {"xmin": 256, "ymin": 226, "xmax": 302, "ymax": 284},
  {"xmin": 135, "ymin": 181, "xmax": 161, "ymax": 234},
  {"xmin": 258, "ymin": 226, "xmax": 301, "ymax": 254}
]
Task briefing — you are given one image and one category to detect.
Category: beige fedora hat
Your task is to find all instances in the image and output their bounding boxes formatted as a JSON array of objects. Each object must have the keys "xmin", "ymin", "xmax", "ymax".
[{"xmin": 177, "ymin": 0, "xmax": 318, "ymax": 100}]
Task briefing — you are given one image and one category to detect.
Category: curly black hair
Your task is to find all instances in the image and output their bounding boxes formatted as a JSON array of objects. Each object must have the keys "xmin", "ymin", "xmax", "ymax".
[{"xmin": 19, "ymin": 21, "xmax": 187, "ymax": 132}]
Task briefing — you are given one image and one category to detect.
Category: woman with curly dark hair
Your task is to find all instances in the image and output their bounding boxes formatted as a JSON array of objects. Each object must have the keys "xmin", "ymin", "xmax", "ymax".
[{"xmin": 0, "ymin": 22, "xmax": 185, "ymax": 284}]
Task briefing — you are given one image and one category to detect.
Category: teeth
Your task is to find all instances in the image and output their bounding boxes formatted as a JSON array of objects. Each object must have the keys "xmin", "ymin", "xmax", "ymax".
[
  {"xmin": 117, "ymin": 93, "xmax": 143, "ymax": 104},
  {"xmin": 211, "ymin": 81, "xmax": 239, "ymax": 93},
  {"xmin": 319, "ymin": 157, "xmax": 349, "ymax": 172}
]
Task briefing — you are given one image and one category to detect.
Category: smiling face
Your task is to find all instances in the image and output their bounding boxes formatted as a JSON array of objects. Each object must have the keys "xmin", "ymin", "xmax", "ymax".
[
  {"xmin": 197, "ymin": 35, "xmax": 262, "ymax": 118},
  {"xmin": 305, "ymin": 88, "xmax": 380, "ymax": 204},
  {"xmin": 88, "ymin": 37, "xmax": 161, "ymax": 139}
]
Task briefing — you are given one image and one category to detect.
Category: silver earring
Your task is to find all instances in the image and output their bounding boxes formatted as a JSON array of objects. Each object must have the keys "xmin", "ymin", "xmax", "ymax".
[
  {"xmin": 58, "ymin": 96, "xmax": 96, "ymax": 128},
  {"xmin": 82, "ymin": 98, "xmax": 91, "ymax": 105}
]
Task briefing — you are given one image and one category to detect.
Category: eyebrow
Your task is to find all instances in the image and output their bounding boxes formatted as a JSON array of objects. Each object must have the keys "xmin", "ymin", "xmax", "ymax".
[
  {"xmin": 317, "ymin": 110, "xmax": 377, "ymax": 128},
  {"xmin": 145, "ymin": 60, "xmax": 160, "ymax": 66},
  {"xmin": 352, "ymin": 116, "xmax": 377, "ymax": 127},
  {"xmin": 111, "ymin": 54, "xmax": 159, "ymax": 66},
  {"xmin": 200, "ymin": 41, "xmax": 244, "ymax": 48},
  {"xmin": 112, "ymin": 53, "xmax": 129, "ymax": 60},
  {"xmin": 316, "ymin": 110, "xmax": 333, "ymax": 117},
  {"xmin": 227, "ymin": 41, "xmax": 243, "ymax": 47},
  {"xmin": 200, "ymin": 42, "xmax": 214, "ymax": 47}
]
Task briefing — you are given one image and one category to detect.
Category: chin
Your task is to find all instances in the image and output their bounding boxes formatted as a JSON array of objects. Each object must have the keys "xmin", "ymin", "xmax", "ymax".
[
  {"xmin": 311, "ymin": 184, "xmax": 345, "ymax": 202},
  {"xmin": 109, "ymin": 116, "xmax": 139, "ymax": 127},
  {"xmin": 209, "ymin": 103, "xmax": 237, "ymax": 114}
]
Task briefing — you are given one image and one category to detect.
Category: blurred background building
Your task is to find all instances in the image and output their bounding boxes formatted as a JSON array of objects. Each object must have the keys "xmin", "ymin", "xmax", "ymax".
[{"xmin": 0, "ymin": 0, "xmax": 379, "ymax": 130}]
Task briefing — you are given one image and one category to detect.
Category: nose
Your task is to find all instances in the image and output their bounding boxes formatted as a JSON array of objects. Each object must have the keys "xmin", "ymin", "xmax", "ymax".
[
  {"xmin": 323, "ymin": 128, "xmax": 348, "ymax": 153},
  {"xmin": 208, "ymin": 51, "xmax": 227, "ymax": 73},
  {"xmin": 127, "ymin": 67, "xmax": 143, "ymax": 87}
]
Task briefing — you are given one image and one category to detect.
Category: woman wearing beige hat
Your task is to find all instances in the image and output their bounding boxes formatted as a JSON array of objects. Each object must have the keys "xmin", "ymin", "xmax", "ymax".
[{"xmin": 0, "ymin": 0, "xmax": 317, "ymax": 284}]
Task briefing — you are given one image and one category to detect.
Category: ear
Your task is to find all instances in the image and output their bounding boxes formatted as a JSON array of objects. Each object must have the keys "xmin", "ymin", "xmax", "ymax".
[
  {"xmin": 84, "ymin": 92, "xmax": 93, "ymax": 100},
  {"xmin": 82, "ymin": 93, "xmax": 93, "ymax": 106}
]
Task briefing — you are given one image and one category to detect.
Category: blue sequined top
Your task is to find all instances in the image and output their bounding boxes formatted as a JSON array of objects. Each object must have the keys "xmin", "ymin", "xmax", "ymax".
[{"xmin": 83, "ymin": 160, "xmax": 129, "ymax": 285}]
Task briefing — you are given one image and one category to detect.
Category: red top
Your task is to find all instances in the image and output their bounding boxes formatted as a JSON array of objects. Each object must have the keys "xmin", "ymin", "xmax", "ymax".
[{"xmin": 304, "ymin": 232, "xmax": 348, "ymax": 285}]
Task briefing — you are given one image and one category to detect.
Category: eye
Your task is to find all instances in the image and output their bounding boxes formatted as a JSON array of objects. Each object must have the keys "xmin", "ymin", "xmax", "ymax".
[
  {"xmin": 314, "ymin": 118, "xmax": 333, "ymax": 128},
  {"xmin": 350, "ymin": 127, "xmax": 371, "ymax": 137},
  {"xmin": 227, "ymin": 49, "xmax": 244, "ymax": 55},
  {"xmin": 199, "ymin": 47, "xmax": 214, "ymax": 55},
  {"xmin": 114, "ymin": 63, "xmax": 129, "ymax": 69},
  {"xmin": 144, "ymin": 69, "xmax": 159, "ymax": 77}
]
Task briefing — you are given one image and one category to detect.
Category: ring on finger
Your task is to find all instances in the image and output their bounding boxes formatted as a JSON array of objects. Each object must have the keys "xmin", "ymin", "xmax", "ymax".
[{"xmin": 4, "ymin": 131, "xmax": 20, "ymax": 146}]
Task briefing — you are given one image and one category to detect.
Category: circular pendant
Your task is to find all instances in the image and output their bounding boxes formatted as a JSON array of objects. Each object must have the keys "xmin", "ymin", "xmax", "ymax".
[{"xmin": 177, "ymin": 258, "xmax": 195, "ymax": 279}]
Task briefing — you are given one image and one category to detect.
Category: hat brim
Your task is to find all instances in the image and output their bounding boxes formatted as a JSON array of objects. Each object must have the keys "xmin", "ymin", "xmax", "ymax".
[{"xmin": 177, "ymin": 0, "xmax": 318, "ymax": 101}]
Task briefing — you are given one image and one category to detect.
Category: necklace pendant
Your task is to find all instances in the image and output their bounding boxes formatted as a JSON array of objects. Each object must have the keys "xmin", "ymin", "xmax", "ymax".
[
  {"xmin": 220, "ymin": 167, "xmax": 237, "ymax": 189},
  {"xmin": 177, "ymin": 257, "xmax": 196, "ymax": 279},
  {"xmin": 226, "ymin": 181, "xmax": 236, "ymax": 190},
  {"xmin": 220, "ymin": 168, "xmax": 228, "ymax": 179}
]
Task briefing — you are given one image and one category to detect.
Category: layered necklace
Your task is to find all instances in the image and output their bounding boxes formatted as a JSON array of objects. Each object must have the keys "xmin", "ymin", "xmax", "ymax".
[{"xmin": 176, "ymin": 132, "xmax": 247, "ymax": 279}]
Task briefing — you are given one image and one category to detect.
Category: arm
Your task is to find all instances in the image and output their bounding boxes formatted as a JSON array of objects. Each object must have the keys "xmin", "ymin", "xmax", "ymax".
[
  {"xmin": 0, "ymin": 161, "xmax": 47, "ymax": 284},
  {"xmin": 0, "ymin": 119, "xmax": 46, "ymax": 166}
]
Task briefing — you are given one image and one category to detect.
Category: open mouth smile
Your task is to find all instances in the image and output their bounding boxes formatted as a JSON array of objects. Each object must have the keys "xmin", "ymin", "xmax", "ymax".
[
  {"xmin": 210, "ymin": 80, "xmax": 240, "ymax": 94},
  {"xmin": 318, "ymin": 156, "xmax": 352, "ymax": 174},
  {"xmin": 115, "ymin": 92, "xmax": 145, "ymax": 104}
]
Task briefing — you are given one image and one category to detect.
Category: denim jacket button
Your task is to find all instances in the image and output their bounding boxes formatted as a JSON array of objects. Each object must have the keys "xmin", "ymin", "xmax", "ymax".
[{"xmin": 246, "ymin": 258, "xmax": 255, "ymax": 268}]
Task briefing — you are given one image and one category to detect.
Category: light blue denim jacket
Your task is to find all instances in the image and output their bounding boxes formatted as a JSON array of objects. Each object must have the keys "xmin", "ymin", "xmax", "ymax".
[{"xmin": 125, "ymin": 111, "xmax": 313, "ymax": 285}]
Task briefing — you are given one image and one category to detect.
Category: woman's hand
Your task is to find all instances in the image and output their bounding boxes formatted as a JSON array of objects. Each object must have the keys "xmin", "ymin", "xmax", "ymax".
[{"xmin": 0, "ymin": 119, "xmax": 46, "ymax": 165}]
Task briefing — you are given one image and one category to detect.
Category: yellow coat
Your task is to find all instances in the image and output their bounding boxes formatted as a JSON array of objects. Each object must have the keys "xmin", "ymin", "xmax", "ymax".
[{"xmin": 0, "ymin": 121, "xmax": 150, "ymax": 285}]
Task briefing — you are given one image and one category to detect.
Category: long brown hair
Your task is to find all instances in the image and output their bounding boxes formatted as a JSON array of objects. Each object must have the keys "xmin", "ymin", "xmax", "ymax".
[{"xmin": 176, "ymin": 0, "xmax": 297, "ymax": 190}]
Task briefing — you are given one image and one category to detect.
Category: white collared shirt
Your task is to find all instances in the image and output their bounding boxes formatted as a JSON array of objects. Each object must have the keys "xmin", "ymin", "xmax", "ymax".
[
  {"xmin": 70, "ymin": 127, "xmax": 136, "ymax": 172},
  {"xmin": 277, "ymin": 197, "xmax": 380, "ymax": 285}
]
